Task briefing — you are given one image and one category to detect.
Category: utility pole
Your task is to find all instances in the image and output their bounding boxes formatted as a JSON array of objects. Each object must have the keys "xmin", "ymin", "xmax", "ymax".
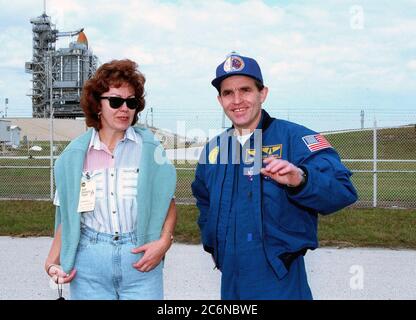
[
  {"xmin": 360, "ymin": 110, "xmax": 365, "ymax": 129},
  {"xmin": 145, "ymin": 109, "xmax": 149, "ymax": 127},
  {"xmin": 5, "ymin": 98, "xmax": 8, "ymax": 117}
]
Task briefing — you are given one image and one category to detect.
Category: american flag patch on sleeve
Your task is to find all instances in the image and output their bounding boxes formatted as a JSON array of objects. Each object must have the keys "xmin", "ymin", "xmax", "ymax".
[{"xmin": 302, "ymin": 134, "xmax": 332, "ymax": 152}]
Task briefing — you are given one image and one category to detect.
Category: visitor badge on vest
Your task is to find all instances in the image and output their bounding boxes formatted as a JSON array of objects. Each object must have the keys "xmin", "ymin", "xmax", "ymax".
[{"xmin": 77, "ymin": 180, "xmax": 96, "ymax": 213}]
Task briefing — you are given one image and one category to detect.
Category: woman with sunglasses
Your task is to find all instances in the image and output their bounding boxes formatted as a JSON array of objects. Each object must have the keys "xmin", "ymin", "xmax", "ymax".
[{"xmin": 44, "ymin": 59, "xmax": 177, "ymax": 300}]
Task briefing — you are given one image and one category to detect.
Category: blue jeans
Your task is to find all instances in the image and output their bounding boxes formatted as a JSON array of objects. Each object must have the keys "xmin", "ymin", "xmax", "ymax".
[{"xmin": 70, "ymin": 225, "xmax": 164, "ymax": 300}]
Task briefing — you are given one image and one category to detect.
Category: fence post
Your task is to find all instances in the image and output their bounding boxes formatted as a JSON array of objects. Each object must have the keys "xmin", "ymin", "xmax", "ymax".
[
  {"xmin": 373, "ymin": 118, "xmax": 377, "ymax": 208},
  {"xmin": 49, "ymin": 51, "xmax": 54, "ymax": 200}
]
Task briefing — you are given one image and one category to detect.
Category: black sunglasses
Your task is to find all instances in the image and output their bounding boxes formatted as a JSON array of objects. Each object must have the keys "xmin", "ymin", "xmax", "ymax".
[{"xmin": 100, "ymin": 96, "xmax": 138, "ymax": 109}]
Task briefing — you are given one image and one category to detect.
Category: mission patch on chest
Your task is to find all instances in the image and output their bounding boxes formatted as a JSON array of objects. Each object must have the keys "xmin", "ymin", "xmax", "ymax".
[
  {"xmin": 262, "ymin": 144, "xmax": 282, "ymax": 158},
  {"xmin": 245, "ymin": 144, "xmax": 283, "ymax": 163}
]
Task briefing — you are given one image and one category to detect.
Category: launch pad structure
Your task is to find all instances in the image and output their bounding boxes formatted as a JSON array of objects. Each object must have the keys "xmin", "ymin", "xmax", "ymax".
[{"xmin": 25, "ymin": 9, "xmax": 98, "ymax": 118}]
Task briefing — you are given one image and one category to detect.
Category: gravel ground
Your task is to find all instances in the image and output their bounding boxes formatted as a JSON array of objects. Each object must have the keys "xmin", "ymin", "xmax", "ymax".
[{"xmin": 0, "ymin": 236, "xmax": 415, "ymax": 300}]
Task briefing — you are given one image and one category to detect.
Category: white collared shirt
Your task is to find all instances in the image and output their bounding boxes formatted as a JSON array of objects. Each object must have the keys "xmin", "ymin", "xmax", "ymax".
[{"xmin": 54, "ymin": 127, "xmax": 142, "ymax": 234}]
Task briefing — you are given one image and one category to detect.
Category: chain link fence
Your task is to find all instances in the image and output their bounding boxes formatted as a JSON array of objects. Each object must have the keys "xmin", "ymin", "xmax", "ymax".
[{"xmin": 1, "ymin": 111, "xmax": 415, "ymax": 208}]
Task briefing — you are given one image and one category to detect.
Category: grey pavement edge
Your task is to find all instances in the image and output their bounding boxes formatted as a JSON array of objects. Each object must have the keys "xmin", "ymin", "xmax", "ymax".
[{"xmin": 0, "ymin": 237, "xmax": 415, "ymax": 300}]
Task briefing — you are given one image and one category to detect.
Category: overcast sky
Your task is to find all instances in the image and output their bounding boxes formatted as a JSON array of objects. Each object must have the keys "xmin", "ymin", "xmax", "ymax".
[{"xmin": 0, "ymin": 0, "xmax": 415, "ymax": 133}]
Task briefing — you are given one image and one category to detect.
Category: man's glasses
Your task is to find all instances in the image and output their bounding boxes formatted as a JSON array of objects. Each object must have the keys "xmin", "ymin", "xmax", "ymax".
[{"xmin": 100, "ymin": 96, "xmax": 138, "ymax": 110}]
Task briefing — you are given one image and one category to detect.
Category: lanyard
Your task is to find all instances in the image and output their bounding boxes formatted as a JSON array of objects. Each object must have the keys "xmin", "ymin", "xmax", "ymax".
[{"xmin": 57, "ymin": 283, "xmax": 65, "ymax": 300}]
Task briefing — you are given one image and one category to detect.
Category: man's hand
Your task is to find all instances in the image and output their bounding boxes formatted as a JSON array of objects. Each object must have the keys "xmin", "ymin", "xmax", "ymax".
[
  {"xmin": 131, "ymin": 235, "xmax": 172, "ymax": 272},
  {"xmin": 260, "ymin": 157, "xmax": 305, "ymax": 187}
]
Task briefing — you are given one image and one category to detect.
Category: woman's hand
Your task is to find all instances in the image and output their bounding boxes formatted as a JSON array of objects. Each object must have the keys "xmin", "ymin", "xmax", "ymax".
[
  {"xmin": 45, "ymin": 225, "xmax": 76, "ymax": 284},
  {"xmin": 47, "ymin": 264, "xmax": 77, "ymax": 284},
  {"xmin": 131, "ymin": 235, "xmax": 173, "ymax": 272}
]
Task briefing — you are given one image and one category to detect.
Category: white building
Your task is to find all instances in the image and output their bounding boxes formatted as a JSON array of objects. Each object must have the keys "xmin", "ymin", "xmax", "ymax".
[
  {"xmin": 0, "ymin": 120, "xmax": 21, "ymax": 148},
  {"xmin": 0, "ymin": 119, "xmax": 11, "ymax": 143},
  {"xmin": 8, "ymin": 125, "xmax": 21, "ymax": 147}
]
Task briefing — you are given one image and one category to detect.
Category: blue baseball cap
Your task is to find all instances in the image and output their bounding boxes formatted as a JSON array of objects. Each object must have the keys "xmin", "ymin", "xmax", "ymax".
[{"xmin": 211, "ymin": 52, "xmax": 263, "ymax": 91}]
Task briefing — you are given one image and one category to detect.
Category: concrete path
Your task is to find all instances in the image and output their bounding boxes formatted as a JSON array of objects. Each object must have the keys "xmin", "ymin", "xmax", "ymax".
[{"xmin": 0, "ymin": 237, "xmax": 415, "ymax": 300}]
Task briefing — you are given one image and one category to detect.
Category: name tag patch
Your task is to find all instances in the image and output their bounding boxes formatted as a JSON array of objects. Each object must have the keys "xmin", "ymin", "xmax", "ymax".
[{"xmin": 77, "ymin": 180, "xmax": 96, "ymax": 213}]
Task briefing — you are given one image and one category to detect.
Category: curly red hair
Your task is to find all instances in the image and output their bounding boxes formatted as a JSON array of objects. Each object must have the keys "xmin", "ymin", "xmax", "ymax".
[{"xmin": 81, "ymin": 59, "xmax": 146, "ymax": 130}]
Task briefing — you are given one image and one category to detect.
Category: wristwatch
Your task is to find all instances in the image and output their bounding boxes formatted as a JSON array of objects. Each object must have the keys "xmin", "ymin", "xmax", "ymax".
[{"xmin": 287, "ymin": 168, "xmax": 307, "ymax": 188}]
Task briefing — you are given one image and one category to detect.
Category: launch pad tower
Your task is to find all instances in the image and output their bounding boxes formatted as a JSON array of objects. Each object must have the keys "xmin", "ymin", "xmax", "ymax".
[{"xmin": 25, "ymin": 11, "xmax": 98, "ymax": 118}]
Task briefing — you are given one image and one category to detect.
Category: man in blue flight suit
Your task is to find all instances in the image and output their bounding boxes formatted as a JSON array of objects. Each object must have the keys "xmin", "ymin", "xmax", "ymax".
[{"xmin": 191, "ymin": 53, "xmax": 358, "ymax": 300}]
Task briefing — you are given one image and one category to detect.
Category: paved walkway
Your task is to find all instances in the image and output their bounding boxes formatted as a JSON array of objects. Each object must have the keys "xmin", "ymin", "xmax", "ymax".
[{"xmin": 0, "ymin": 237, "xmax": 415, "ymax": 300}]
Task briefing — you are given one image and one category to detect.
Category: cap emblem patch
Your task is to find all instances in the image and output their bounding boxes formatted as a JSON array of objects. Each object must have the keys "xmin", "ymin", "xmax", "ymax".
[{"xmin": 223, "ymin": 56, "xmax": 245, "ymax": 73}]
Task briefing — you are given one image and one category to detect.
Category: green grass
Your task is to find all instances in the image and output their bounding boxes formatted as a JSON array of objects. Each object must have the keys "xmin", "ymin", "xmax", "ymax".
[
  {"xmin": 318, "ymin": 208, "xmax": 416, "ymax": 249},
  {"xmin": 0, "ymin": 168, "xmax": 52, "ymax": 197},
  {"xmin": 325, "ymin": 126, "xmax": 416, "ymax": 159},
  {"xmin": 0, "ymin": 201, "xmax": 55, "ymax": 236},
  {"xmin": 175, "ymin": 204, "xmax": 201, "ymax": 244},
  {"xmin": 350, "ymin": 172, "xmax": 416, "ymax": 203},
  {"xmin": 1, "ymin": 201, "xmax": 416, "ymax": 249}
]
